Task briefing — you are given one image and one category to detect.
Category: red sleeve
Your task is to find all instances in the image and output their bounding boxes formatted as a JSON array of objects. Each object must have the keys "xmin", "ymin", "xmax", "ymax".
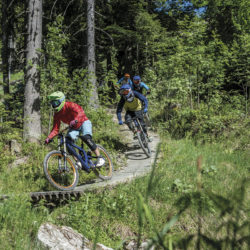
[
  {"xmin": 67, "ymin": 102, "xmax": 88, "ymax": 129},
  {"xmin": 73, "ymin": 104, "xmax": 85, "ymax": 123},
  {"xmin": 48, "ymin": 115, "xmax": 61, "ymax": 139}
]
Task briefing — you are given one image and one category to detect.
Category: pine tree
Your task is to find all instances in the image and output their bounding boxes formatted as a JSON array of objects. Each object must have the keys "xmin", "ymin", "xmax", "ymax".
[{"xmin": 23, "ymin": 0, "xmax": 42, "ymax": 142}]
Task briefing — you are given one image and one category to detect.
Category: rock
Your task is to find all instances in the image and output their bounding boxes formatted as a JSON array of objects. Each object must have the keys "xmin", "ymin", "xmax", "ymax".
[
  {"xmin": 37, "ymin": 222, "xmax": 91, "ymax": 250},
  {"xmin": 125, "ymin": 239, "xmax": 155, "ymax": 250},
  {"xmin": 126, "ymin": 240, "xmax": 137, "ymax": 250},
  {"xmin": 37, "ymin": 222, "xmax": 114, "ymax": 250},
  {"xmin": 95, "ymin": 243, "xmax": 113, "ymax": 250},
  {"xmin": 10, "ymin": 139, "xmax": 22, "ymax": 155},
  {"xmin": 11, "ymin": 156, "xmax": 29, "ymax": 168},
  {"xmin": 140, "ymin": 241, "xmax": 155, "ymax": 250}
]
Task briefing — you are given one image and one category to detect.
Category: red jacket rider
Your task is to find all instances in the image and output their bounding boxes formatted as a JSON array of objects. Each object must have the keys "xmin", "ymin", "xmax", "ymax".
[{"xmin": 48, "ymin": 102, "xmax": 88, "ymax": 140}]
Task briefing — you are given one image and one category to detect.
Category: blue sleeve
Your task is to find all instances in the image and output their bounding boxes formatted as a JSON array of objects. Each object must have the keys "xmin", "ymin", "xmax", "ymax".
[
  {"xmin": 116, "ymin": 77, "xmax": 124, "ymax": 85},
  {"xmin": 129, "ymin": 79, "xmax": 133, "ymax": 87},
  {"xmin": 131, "ymin": 83, "xmax": 135, "ymax": 90},
  {"xmin": 134, "ymin": 91, "xmax": 148, "ymax": 109},
  {"xmin": 141, "ymin": 82, "xmax": 149, "ymax": 91},
  {"xmin": 116, "ymin": 98, "xmax": 125, "ymax": 121}
]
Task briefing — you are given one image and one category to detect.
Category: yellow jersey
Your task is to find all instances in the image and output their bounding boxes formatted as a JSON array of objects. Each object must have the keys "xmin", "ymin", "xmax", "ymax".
[{"xmin": 124, "ymin": 97, "xmax": 142, "ymax": 111}]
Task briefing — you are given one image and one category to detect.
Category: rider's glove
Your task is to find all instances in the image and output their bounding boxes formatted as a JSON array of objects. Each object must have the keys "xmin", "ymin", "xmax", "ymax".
[
  {"xmin": 44, "ymin": 137, "xmax": 51, "ymax": 145},
  {"xmin": 69, "ymin": 120, "xmax": 78, "ymax": 128},
  {"xmin": 118, "ymin": 120, "xmax": 123, "ymax": 125},
  {"xmin": 146, "ymin": 90, "xmax": 151, "ymax": 95},
  {"xmin": 143, "ymin": 108, "xmax": 148, "ymax": 113}
]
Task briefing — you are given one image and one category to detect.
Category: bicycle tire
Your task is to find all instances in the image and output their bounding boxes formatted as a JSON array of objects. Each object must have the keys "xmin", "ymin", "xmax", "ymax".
[
  {"xmin": 137, "ymin": 131, "xmax": 151, "ymax": 158},
  {"xmin": 93, "ymin": 145, "xmax": 113, "ymax": 180},
  {"xmin": 43, "ymin": 150, "xmax": 79, "ymax": 191}
]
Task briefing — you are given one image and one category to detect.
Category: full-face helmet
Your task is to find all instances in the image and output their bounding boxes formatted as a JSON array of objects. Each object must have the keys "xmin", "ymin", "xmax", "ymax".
[
  {"xmin": 47, "ymin": 91, "xmax": 65, "ymax": 112},
  {"xmin": 119, "ymin": 84, "xmax": 135, "ymax": 102}
]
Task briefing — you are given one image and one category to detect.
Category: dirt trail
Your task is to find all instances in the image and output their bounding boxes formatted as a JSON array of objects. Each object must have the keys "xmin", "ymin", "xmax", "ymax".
[{"xmin": 75, "ymin": 124, "xmax": 160, "ymax": 192}]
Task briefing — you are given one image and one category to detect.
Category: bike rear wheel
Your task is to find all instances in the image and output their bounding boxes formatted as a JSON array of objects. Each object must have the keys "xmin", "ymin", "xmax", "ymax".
[
  {"xmin": 137, "ymin": 131, "xmax": 151, "ymax": 157},
  {"xmin": 93, "ymin": 145, "xmax": 113, "ymax": 180},
  {"xmin": 43, "ymin": 150, "xmax": 79, "ymax": 191}
]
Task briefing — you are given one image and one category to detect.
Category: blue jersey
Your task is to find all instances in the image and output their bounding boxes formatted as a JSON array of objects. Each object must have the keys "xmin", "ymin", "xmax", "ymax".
[
  {"xmin": 131, "ymin": 81, "xmax": 149, "ymax": 94},
  {"xmin": 116, "ymin": 77, "xmax": 133, "ymax": 86}
]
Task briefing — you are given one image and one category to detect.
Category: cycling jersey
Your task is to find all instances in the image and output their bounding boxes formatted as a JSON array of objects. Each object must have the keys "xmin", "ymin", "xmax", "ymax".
[
  {"xmin": 48, "ymin": 102, "xmax": 88, "ymax": 139},
  {"xmin": 116, "ymin": 77, "xmax": 133, "ymax": 86},
  {"xmin": 131, "ymin": 81, "xmax": 150, "ymax": 93},
  {"xmin": 116, "ymin": 91, "xmax": 148, "ymax": 122}
]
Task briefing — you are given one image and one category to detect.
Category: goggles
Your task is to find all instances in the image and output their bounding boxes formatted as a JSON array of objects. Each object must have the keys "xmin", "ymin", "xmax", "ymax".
[
  {"xmin": 50, "ymin": 99, "xmax": 61, "ymax": 108},
  {"xmin": 119, "ymin": 88, "xmax": 131, "ymax": 95},
  {"xmin": 133, "ymin": 80, "xmax": 140, "ymax": 84}
]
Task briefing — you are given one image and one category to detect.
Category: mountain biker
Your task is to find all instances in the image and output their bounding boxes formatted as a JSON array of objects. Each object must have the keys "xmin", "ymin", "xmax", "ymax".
[
  {"xmin": 116, "ymin": 84, "xmax": 152, "ymax": 141},
  {"xmin": 115, "ymin": 73, "xmax": 133, "ymax": 88},
  {"xmin": 44, "ymin": 91, "xmax": 105, "ymax": 168},
  {"xmin": 132, "ymin": 75, "xmax": 150, "ymax": 96}
]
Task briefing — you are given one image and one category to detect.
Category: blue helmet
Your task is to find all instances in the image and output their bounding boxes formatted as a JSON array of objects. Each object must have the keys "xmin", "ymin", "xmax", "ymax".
[
  {"xmin": 119, "ymin": 84, "xmax": 134, "ymax": 102},
  {"xmin": 133, "ymin": 75, "xmax": 141, "ymax": 81}
]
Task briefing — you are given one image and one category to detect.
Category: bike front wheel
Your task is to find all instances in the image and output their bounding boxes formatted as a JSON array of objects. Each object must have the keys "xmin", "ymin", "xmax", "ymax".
[
  {"xmin": 137, "ymin": 131, "xmax": 151, "ymax": 158},
  {"xmin": 93, "ymin": 145, "xmax": 113, "ymax": 180},
  {"xmin": 43, "ymin": 150, "xmax": 79, "ymax": 191}
]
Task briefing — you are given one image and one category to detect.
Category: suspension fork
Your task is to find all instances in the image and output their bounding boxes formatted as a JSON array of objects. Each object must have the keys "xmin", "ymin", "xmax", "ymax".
[
  {"xmin": 135, "ymin": 118, "xmax": 143, "ymax": 132},
  {"xmin": 135, "ymin": 118, "xmax": 147, "ymax": 143},
  {"xmin": 57, "ymin": 135, "xmax": 68, "ymax": 171},
  {"xmin": 63, "ymin": 136, "xmax": 68, "ymax": 169}
]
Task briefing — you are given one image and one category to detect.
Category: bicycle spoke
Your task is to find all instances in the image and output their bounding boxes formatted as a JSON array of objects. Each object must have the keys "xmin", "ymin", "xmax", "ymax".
[{"xmin": 44, "ymin": 151, "xmax": 79, "ymax": 190}]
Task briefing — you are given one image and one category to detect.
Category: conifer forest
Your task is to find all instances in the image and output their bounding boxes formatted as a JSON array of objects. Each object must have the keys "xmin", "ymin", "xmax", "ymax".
[{"xmin": 0, "ymin": 0, "xmax": 249, "ymax": 249}]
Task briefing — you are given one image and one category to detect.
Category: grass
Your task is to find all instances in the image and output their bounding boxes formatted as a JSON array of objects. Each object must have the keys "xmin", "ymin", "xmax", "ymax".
[
  {"xmin": 0, "ymin": 71, "xmax": 23, "ymax": 82},
  {"xmin": 0, "ymin": 125, "xmax": 249, "ymax": 248}
]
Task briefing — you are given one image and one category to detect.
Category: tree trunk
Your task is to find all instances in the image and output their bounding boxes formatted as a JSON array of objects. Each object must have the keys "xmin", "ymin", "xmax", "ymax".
[
  {"xmin": 1, "ymin": 0, "xmax": 11, "ymax": 96},
  {"xmin": 87, "ymin": 0, "xmax": 99, "ymax": 108},
  {"xmin": 23, "ymin": 0, "xmax": 42, "ymax": 143}
]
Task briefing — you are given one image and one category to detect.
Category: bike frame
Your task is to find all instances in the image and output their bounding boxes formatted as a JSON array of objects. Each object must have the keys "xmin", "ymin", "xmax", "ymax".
[
  {"xmin": 57, "ymin": 132, "xmax": 94, "ymax": 172},
  {"xmin": 126, "ymin": 114, "xmax": 144, "ymax": 133}
]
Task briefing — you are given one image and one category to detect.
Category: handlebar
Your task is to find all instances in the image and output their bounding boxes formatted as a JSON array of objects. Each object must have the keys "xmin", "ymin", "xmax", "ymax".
[
  {"xmin": 59, "ymin": 126, "xmax": 70, "ymax": 134},
  {"xmin": 45, "ymin": 120, "xmax": 78, "ymax": 145},
  {"xmin": 124, "ymin": 115, "xmax": 144, "ymax": 124}
]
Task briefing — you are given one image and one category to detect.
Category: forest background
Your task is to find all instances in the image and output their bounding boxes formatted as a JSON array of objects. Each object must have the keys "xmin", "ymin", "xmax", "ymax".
[{"xmin": 0, "ymin": 0, "xmax": 249, "ymax": 249}]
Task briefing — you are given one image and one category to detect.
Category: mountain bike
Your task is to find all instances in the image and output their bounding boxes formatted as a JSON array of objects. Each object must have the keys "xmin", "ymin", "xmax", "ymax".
[
  {"xmin": 125, "ymin": 114, "xmax": 151, "ymax": 158},
  {"xmin": 43, "ymin": 126, "xmax": 113, "ymax": 191}
]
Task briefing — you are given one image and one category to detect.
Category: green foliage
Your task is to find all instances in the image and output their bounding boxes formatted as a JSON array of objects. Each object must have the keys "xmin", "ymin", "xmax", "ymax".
[
  {"xmin": 160, "ymin": 96, "xmax": 249, "ymax": 146},
  {"xmin": 0, "ymin": 195, "xmax": 48, "ymax": 249},
  {"xmin": 0, "ymin": 127, "xmax": 249, "ymax": 248},
  {"xmin": 171, "ymin": 178, "xmax": 194, "ymax": 193},
  {"xmin": 0, "ymin": 0, "xmax": 249, "ymax": 248},
  {"xmin": 40, "ymin": 15, "xmax": 93, "ymax": 131},
  {"xmin": 40, "ymin": 15, "xmax": 70, "ymax": 95}
]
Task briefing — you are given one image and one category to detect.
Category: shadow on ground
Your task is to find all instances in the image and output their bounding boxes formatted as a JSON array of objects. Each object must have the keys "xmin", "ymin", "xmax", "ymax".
[
  {"xmin": 98, "ymin": 135, "xmax": 132, "ymax": 152},
  {"xmin": 125, "ymin": 152, "xmax": 149, "ymax": 160}
]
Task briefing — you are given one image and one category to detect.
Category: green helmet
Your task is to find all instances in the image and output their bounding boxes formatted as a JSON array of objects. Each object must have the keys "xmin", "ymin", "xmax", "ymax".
[{"xmin": 47, "ymin": 91, "xmax": 65, "ymax": 112}]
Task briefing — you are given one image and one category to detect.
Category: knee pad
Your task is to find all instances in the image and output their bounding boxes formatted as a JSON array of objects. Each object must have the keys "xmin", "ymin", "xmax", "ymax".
[{"xmin": 80, "ymin": 134, "xmax": 97, "ymax": 151}]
